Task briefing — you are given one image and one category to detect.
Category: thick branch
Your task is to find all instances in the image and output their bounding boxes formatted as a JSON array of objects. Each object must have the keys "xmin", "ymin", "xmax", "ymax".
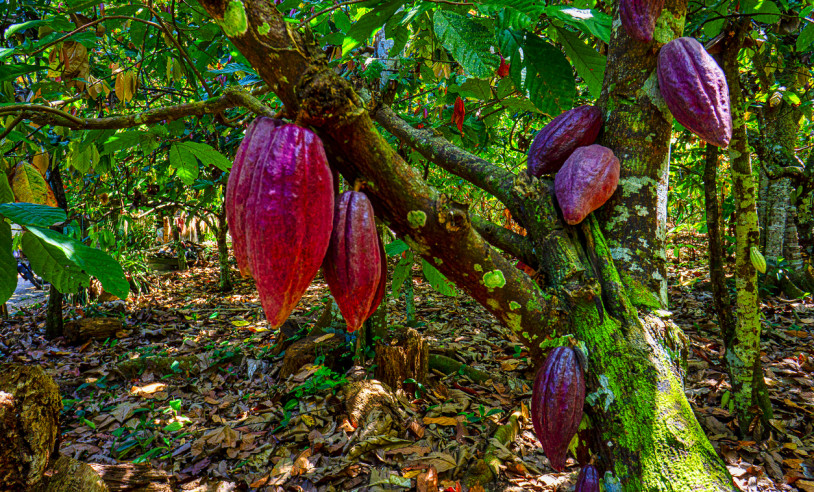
[
  {"xmin": 470, "ymin": 215, "xmax": 535, "ymax": 267},
  {"xmin": 0, "ymin": 89, "xmax": 274, "ymax": 130}
]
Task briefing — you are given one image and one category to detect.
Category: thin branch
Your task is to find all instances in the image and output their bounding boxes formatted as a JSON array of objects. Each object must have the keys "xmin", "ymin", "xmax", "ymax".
[
  {"xmin": 470, "ymin": 214, "xmax": 535, "ymax": 267},
  {"xmin": 297, "ymin": 0, "xmax": 368, "ymax": 27},
  {"xmin": 0, "ymin": 114, "xmax": 24, "ymax": 141},
  {"xmin": 28, "ymin": 16, "xmax": 162, "ymax": 56}
]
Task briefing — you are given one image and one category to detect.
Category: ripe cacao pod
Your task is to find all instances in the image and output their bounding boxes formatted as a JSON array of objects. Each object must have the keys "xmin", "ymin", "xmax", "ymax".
[
  {"xmin": 657, "ymin": 37, "xmax": 732, "ymax": 148},
  {"xmin": 242, "ymin": 124, "xmax": 335, "ymax": 328},
  {"xmin": 554, "ymin": 145, "xmax": 620, "ymax": 225},
  {"xmin": 620, "ymin": 0, "xmax": 665, "ymax": 43},
  {"xmin": 575, "ymin": 464, "xmax": 600, "ymax": 492},
  {"xmin": 365, "ymin": 236, "xmax": 387, "ymax": 319},
  {"xmin": 527, "ymin": 106, "xmax": 602, "ymax": 177},
  {"xmin": 750, "ymin": 246, "xmax": 767, "ymax": 274},
  {"xmin": 323, "ymin": 191, "xmax": 383, "ymax": 332},
  {"xmin": 225, "ymin": 117, "xmax": 284, "ymax": 277},
  {"xmin": 531, "ymin": 346, "xmax": 585, "ymax": 471}
]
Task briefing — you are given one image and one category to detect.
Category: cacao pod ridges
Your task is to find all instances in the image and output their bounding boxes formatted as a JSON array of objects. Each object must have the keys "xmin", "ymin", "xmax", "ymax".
[
  {"xmin": 620, "ymin": 0, "xmax": 665, "ymax": 43},
  {"xmin": 323, "ymin": 191, "xmax": 383, "ymax": 332},
  {"xmin": 554, "ymin": 145, "xmax": 620, "ymax": 225},
  {"xmin": 531, "ymin": 346, "xmax": 586, "ymax": 471},
  {"xmin": 242, "ymin": 124, "xmax": 335, "ymax": 328},
  {"xmin": 575, "ymin": 464, "xmax": 600, "ymax": 492},
  {"xmin": 750, "ymin": 246, "xmax": 767, "ymax": 274},
  {"xmin": 527, "ymin": 105, "xmax": 603, "ymax": 177},
  {"xmin": 657, "ymin": 37, "xmax": 732, "ymax": 148}
]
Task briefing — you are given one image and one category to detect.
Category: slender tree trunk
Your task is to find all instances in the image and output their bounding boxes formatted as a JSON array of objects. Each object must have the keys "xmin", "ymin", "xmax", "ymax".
[
  {"xmin": 217, "ymin": 204, "xmax": 232, "ymax": 292},
  {"xmin": 757, "ymin": 170, "xmax": 769, "ymax": 251},
  {"xmin": 764, "ymin": 178, "xmax": 790, "ymax": 262},
  {"xmin": 721, "ymin": 25, "xmax": 772, "ymax": 436},
  {"xmin": 45, "ymin": 163, "xmax": 69, "ymax": 340}
]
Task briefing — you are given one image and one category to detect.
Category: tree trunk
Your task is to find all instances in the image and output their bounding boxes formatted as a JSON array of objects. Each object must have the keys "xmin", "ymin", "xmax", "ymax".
[
  {"xmin": 194, "ymin": 1, "xmax": 736, "ymax": 488},
  {"xmin": 216, "ymin": 203, "xmax": 232, "ymax": 292},
  {"xmin": 720, "ymin": 25, "xmax": 772, "ymax": 436},
  {"xmin": 374, "ymin": 325, "xmax": 427, "ymax": 393},
  {"xmin": 45, "ymin": 162, "xmax": 69, "ymax": 340}
]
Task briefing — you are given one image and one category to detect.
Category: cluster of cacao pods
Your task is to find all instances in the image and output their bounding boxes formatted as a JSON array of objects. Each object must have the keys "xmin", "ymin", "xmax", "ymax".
[
  {"xmin": 531, "ymin": 345, "xmax": 586, "ymax": 471},
  {"xmin": 226, "ymin": 117, "xmax": 384, "ymax": 331},
  {"xmin": 526, "ymin": 106, "xmax": 620, "ymax": 225}
]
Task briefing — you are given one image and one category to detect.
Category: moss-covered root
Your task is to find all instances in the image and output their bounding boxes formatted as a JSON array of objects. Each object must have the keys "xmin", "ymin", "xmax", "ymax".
[
  {"xmin": 465, "ymin": 410, "xmax": 522, "ymax": 487},
  {"xmin": 429, "ymin": 354, "xmax": 512, "ymax": 385}
]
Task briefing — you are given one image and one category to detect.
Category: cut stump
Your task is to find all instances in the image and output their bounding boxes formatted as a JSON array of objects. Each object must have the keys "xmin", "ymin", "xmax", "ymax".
[
  {"xmin": 280, "ymin": 333, "xmax": 346, "ymax": 379},
  {"xmin": 64, "ymin": 317, "xmax": 125, "ymax": 344},
  {"xmin": 373, "ymin": 325, "xmax": 427, "ymax": 393},
  {"xmin": 29, "ymin": 455, "xmax": 108, "ymax": 492},
  {"xmin": 0, "ymin": 363, "xmax": 61, "ymax": 490}
]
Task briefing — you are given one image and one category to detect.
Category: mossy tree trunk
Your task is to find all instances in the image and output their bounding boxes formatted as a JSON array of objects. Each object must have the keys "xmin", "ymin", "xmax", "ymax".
[
  {"xmin": 216, "ymin": 202, "xmax": 232, "ymax": 292},
  {"xmin": 720, "ymin": 25, "xmax": 773, "ymax": 436},
  {"xmin": 194, "ymin": 0, "xmax": 735, "ymax": 488}
]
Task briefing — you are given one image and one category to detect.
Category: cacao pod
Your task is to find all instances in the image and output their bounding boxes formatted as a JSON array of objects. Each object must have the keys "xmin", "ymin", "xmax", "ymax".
[
  {"xmin": 365, "ymin": 236, "xmax": 388, "ymax": 319},
  {"xmin": 531, "ymin": 346, "xmax": 586, "ymax": 471},
  {"xmin": 620, "ymin": 0, "xmax": 665, "ymax": 43},
  {"xmin": 575, "ymin": 465, "xmax": 600, "ymax": 492},
  {"xmin": 527, "ymin": 105, "xmax": 602, "ymax": 177},
  {"xmin": 225, "ymin": 117, "xmax": 284, "ymax": 277},
  {"xmin": 323, "ymin": 191, "xmax": 383, "ymax": 332},
  {"xmin": 657, "ymin": 37, "xmax": 732, "ymax": 148},
  {"xmin": 554, "ymin": 145, "xmax": 620, "ymax": 225},
  {"xmin": 750, "ymin": 246, "xmax": 767, "ymax": 274},
  {"xmin": 242, "ymin": 124, "xmax": 335, "ymax": 328}
]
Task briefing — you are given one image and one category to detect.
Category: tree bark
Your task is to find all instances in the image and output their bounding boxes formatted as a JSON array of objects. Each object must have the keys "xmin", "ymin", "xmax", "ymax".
[
  {"xmin": 216, "ymin": 202, "xmax": 232, "ymax": 292},
  {"xmin": 45, "ymin": 162, "xmax": 69, "ymax": 339},
  {"xmin": 720, "ymin": 25, "xmax": 773, "ymax": 436}
]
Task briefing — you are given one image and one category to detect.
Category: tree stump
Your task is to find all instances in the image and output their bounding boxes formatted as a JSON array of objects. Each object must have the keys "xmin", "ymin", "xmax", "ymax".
[
  {"xmin": 279, "ymin": 333, "xmax": 347, "ymax": 379},
  {"xmin": 373, "ymin": 325, "xmax": 428, "ymax": 393},
  {"xmin": 89, "ymin": 462, "xmax": 172, "ymax": 491},
  {"xmin": 0, "ymin": 364, "xmax": 61, "ymax": 489},
  {"xmin": 64, "ymin": 318, "xmax": 125, "ymax": 344},
  {"xmin": 29, "ymin": 455, "xmax": 108, "ymax": 492}
]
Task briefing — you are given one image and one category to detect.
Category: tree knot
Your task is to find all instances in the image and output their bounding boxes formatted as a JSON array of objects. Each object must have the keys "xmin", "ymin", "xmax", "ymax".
[{"xmin": 435, "ymin": 194, "xmax": 470, "ymax": 233}]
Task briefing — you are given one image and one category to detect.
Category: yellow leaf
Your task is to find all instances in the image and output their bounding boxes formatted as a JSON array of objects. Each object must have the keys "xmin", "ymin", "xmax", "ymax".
[
  {"xmin": 11, "ymin": 162, "xmax": 57, "ymax": 206},
  {"xmin": 231, "ymin": 319, "xmax": 250, "ymax": 327},
  {"xmin": 422, "ymin": 416, "xmax": 460, "ymax": 426},
  {"xmin": 115, "ymin": 71, "xmax": 125, "ymax": 102},
  {"xmin": 32, "ymin": 151, "xmax": 49, "ymax": 175},
  {"xmin": 125, "ymin": 71, "xmax": 136, "ymax": 102}
]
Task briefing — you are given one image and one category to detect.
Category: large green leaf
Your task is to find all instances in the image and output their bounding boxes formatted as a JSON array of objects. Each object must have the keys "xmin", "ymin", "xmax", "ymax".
[
  {"xmin": 177, "ymin": 142, "xmax": 232, "ymax": 172},
  {"xmin": 391, "ymin": 251, "xmax": 414, "ymax": 297},
  {"xmin": 0, "ymin": 221, "xmax": 16, "ymax": 304},
  {"xmin": 0, "ymin": 174, "xmax": 13, "ymax": 204},
  {"xmin": 556, "ymin": 28, "xmax": 605, "ymax": 98},
  {"xmin": 0, "ymin": 64, "xmax": 42, "ymax": 83},
  {"xmin": 434, "ymin": 11, "xmax": 500, "ymax": 79},
  {"xmin": 798, "ymin": 22, "xmax": 814, "ymax": 52},
  {"xmin": 0, "ymin": 203, "xmax": 66, "ymax": 227},
  {"xmin": 341, "ymin": 0, "xmax": 405, "ymax": 56},
  {"xmin": 25, "ymin": 226, "xmax": 129, "ymax": 299},
  {"xmin": 498, "ymin": 29, "xmax": 575, "ymax": 115},
  {"xmin": 421, "ymin": 259, "xmax": 457, "ymax": 297},
  {"xmin": 169, "ymin": 143, "xmax": 199, "ymax": 185},
  {"xmin": 22, "ymin": 231, "xmax": 90, "ymax": 294},
  {"xmin": 545, "ymin": 6, "xmax": 611, "ymax": 44}
]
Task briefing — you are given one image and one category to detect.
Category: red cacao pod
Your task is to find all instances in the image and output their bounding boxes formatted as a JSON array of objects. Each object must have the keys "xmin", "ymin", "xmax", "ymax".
[
  {"xmin": 554, "ymin": 145, "xmax": 620, "ymax": 225},
  {"xmin": 575, "ymin": 464, "xmax": 600, "ymax": 492},
  {"xmin": 657, "ymin": 37, "xmax": 732, "ymax": 148},
  {"xmin": 323, "ymin": 191, "xmax": 383, "ymax": 332},
  {"xmin": 497, "ymin": 56, "xmax": 510, "ymax": 78},
  {"xmin": 620, "ymin": 0, "xmax": 665, "ymax": 43},
  {"xmin": 527, "ymin": 106, "xmax": 602, "ymax": 177},
  {"xmin": 225, "ymin": 117, "xmax": 285, "ymax": 277},
  {"xmin": 531, "ymin": 346, "xmax": 585, "ymax": 471},
  {"xmin": 365, "ymin": 236, "xmax": 387, "ymax": 319},
  {"xmin": 243, "ymin": 124, "xmax": 334, "ymax": 328}
]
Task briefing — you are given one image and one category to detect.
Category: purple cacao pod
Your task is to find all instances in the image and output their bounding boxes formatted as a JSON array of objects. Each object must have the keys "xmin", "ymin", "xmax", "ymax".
[
  {"xmin": 527, "ymin": 106, "xmax": 602, "ymax": 177},
  {"xmin": 657, "ymin": 37, "xmax": 732, "ymax": 148},
  {"xmin": 243, "ymin": 124, "xmax": 334, "ymax": 328},
  {"xmin": 225, "ymin": 117, "xmax": 285, "ymax": 277},
  {"xmin": 323, "ymin": 191, "xmax": 383, "ymax": 332},
  {"xmin": 575, "ymin": 464, "xmax": 600, "ymax": 492},
  {"xmin": 365, "ymin": 236, "xmax": 387, "ymax": 319},
  {"xmin": 620, "ymin": 0, "xmax": 665, "ymax": 43},
  {"xmin": 554, "ymin": 145, "xmax": 620, "ymax": 225},
  {"xmin": 531, "ymin": 346, "xmax": 585, "ymax": 471}
]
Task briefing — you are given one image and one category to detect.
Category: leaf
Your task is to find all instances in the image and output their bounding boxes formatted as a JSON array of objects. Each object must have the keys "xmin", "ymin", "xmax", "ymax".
[
  {"xmin": 26, "ymin": 226, "xmax": 129, "ymax": 299},
  {"xmin": 0, "ymin": 173, "xmax": 13, "ymax": 204},
  {"xmin": 103, "ymin": 130, "xmax": 152, "ymax": 154},
  {"xmin": 22, "ymin": 230, "xmax": 90, "ymax": 294},
  {"xmin": 433, "ymin": 11, "xmax": 500, "ymax": 79},
  {"xmin": 169, "ymin": 143, "xmax": 199, "ymax": 185},
  {"xmin": 451, "ymin": 96, "xmax": 466, "ymax": 134},
  {"xmin": 384, "ymin": 239, "xmax": 409, "ymax": 256},
  {"xmin": 0, "ymin": 202, "xmax": 66, "ymax": 227},
  {"xmin": 391, "ymin": 254, "xmax": 413, "ymax": 297},
  {"xmin": 341, "ymin": 0, "xmax": 405, "ymax": 56},
  {"xmin": 498, "ymin": 29, "xmax": 575, "ymax": 115},
  {"xmin": 421, "ymin": 259, "xmax": 457, "ymax": 297},
  {"xmin": 0, "ymin": 221, "xmax": 16, "ymax": 304},
  {"xmin": 556, "ymin": 28, "xmax": 605, "ymax": 98},
  {"xmin": 177, "ymin": 142, "xmax": 232, "ymax": 171},
  {"xmin": 455, "ymin": 78, "xmax": 492, "ymax": 100},
  {"xmin": 545, "ymin": 6, "xmax": 611, "ymax": 44},
  {"xmin": 32, "ymin": 151, "xmax": 49, "ymax": 175},
  {"xmin": 798, "ymin": 22, "xmax": 814, "ymax": 52},
  {"xmin": 115, "ymin": 71, "xmax": 125, "ymax": 102},
  {"xmin": 11, "ymin": 162, "xmax": 57, "ymax": 206},
  {"xmin": 0, "ymin": 63, "xmax": 43, "ymax": 83}
]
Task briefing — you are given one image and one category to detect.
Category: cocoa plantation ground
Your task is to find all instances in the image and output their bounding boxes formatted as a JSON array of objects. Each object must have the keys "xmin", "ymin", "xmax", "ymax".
[{"xmin": 1, "ymin": 241, "xmax": 812, "ymax": 492}]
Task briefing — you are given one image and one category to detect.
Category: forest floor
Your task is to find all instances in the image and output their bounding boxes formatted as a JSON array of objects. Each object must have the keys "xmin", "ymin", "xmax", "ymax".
[{"xmin": 1, "ymin": 242, "xmax": 813, "ymax": 492}]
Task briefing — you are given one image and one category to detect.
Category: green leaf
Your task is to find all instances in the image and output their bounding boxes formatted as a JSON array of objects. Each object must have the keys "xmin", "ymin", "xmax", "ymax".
[
  {"xmin": 163, "ymin": 421, "xmax": 184, "ymax": 432},
  {"xmin": 5, "ymin": 20, "xmax": 49, "ymax": 37},
  {"xmin": 22, "ymin": 231, "xmax": 90, "ymax": 294},
  {"xmin": 741, "ymin": 0, "xmax": 781, "ymax": 24},
  {"xmin": 342, "ymin": 0, "xmax": 405, "ymax": 56},
  {"xmin": 103, "ymin": 130, "xmax": 154, "ymax": 155},
  {"xmin": 177, "ymin": 142, "xmax": 232, "ymax": 172},
  {"xmin": 556, "ymin": 28, "xmax": 605, "ymax": 98},
  {"xmin": 385, "ymin": 239, "xmax": 409, "ymax": 256},
  {"xmin": 0, "ymin": 221, "xmax": 16, "ymax": 304},
  {"xmin": 169, "ymin": 143, "xmax": 199, "ymax": 185},
  {"xmin": 0, "ymin": 173, "xmax": 13, "ymax": 204},
  {"xmin": 0, "ymin": 203, "xmax": 66, "ymax": 227},
  {"xmin": 391, "ymin": 253, "xmax": 413, "ymax": 297},
  {"xmin": 26, "ymin": 226, "xmax": 129, "ymax": 299},
  {"xmin": 498, "ymin": 29, "xmax": 575, "ymax": 115},
  {"xmin": 797, "ymin": 22, "xmax": 814, "ymax": 52},
  {"xmin": 434, "ymin": 11, "xmax": 500, "ymax": 79},
  {"xmin": 545, "ymin": 6, "xmax": 611, "ymax": 44},
  {"xmin": 421, "ymin": 259, "xmax": 457, "ymax": 297},
  {"xmin": 455, "ymin": 78, "xmax": 492, "ymax": 100},
  {"xmin": 0, "ymin": 63, "xmax": 42, "ymax": 83}
]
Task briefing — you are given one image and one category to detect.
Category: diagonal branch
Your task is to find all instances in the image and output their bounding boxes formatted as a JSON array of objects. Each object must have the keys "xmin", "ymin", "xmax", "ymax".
[{"xmin": 470, "ymin": 214, "xmax": 536, "ymax": 268}]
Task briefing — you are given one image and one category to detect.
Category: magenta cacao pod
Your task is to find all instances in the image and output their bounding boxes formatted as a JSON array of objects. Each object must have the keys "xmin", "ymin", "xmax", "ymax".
[
  {"xmin": 554, "ymin": 145, "xmax": 620, "ymax": 225},
  {"xmin": 620, "ymin": 0, "xmax": 665, "ymax": 43},
  {"xmin": 531, "ymin": 346, "xmax": 585, "ymax": 471},
  {"xmin": 226, "ymin": 117, "xmax": 285, "ymax": 277},
  {"xmin": 527, "ymin": 106, "xmax": 602, "ymax": 177},
  {"xmin": 243, "ymin": 124, "xmax": 334, "ymax": 328},
  {"xmin": 657, "ymin": 37, "xmax": 732, "ymax": 148},
  {"xmin": 323, "ymin": 191, "xmax": 383, "ymax": 332},
  {"xmin": 575, "ymin": 465, "xmax": 600, "ymax": 492},
  {"xmin": 365, "ymin": 237, "xmax": 387, "ymax": 319}
]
